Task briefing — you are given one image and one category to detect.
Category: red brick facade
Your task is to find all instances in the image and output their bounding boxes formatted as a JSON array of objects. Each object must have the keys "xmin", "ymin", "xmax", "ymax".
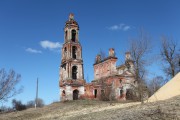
[
  {"xmin": 59, "ymin": 14, "xmax": 135, "ymax": 101},
  {"xmin": 83, "ymin": 49, "xmax": 135, "ymax": 101}
]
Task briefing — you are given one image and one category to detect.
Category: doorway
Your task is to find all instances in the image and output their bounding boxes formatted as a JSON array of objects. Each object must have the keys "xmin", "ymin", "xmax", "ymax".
[
  {"xmin": 94, "ymin": 89, "xmax": 97, "ymax": 98},
  {"xmin": 73, "ymin": 89, "xmax": 79, "ymax": 100}
]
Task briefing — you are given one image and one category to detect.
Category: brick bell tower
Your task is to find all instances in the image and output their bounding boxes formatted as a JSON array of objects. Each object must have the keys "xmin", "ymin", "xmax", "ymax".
[{"xmin": 59, "ymin": 13, "xmax": 85, "ymax": 101}]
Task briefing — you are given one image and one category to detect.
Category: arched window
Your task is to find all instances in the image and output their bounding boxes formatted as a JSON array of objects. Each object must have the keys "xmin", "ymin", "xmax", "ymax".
[
  {"xmin": 64, "ymin": 47, "xmax": 67, "ymax": 58},
  {"xmin": 72, "ymin": 46, "xmax": 77, "ymax": 59},
  {"xmin": 65, "ymin": 31, "xmax": 68, "ymax": 40},
  {"xmin": 72, "ymin": 66, "xmax": 77, "ymax": 79},
  {"xmin": 71, "ymin": 30, "xmax": 76, "ymax": 42}
]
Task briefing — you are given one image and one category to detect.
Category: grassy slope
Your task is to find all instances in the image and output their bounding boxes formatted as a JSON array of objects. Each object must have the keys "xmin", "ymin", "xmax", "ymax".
[{"xmin": 0, "ymin": 96, "xmax": 180, "ymax": 120}]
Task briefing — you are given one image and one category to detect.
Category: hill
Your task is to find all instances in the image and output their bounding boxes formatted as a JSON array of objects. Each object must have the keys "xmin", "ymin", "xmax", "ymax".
[{"xmin": 0, "ymin": 96, "xmax": 180, "ymax": 120}]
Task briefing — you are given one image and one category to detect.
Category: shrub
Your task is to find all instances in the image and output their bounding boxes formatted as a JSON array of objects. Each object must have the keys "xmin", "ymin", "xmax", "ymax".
[{"xmin": 12, "ymin": 99, "xmax": 26, "ymax": 111}]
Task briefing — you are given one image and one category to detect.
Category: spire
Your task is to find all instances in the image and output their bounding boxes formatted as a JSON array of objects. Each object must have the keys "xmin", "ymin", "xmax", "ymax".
[{"xmin": 69, "ymin": 13, "xmax": 74, "ymax": 21}]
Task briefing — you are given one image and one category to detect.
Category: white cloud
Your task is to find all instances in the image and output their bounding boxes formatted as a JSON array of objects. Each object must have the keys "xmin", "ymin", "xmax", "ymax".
[
  {"xmin": 110, "ymin": 25, "xmax": 119, "ymax": 30},
  {"xmin": 108, "ymin": 23, "xmax": 131, "ymax": 31},
  {"xmin": 40, "ymin": 40, "xmax": 62, "ymax": 50},
  {"xmin": 123, "ymin": 26, "xmax": 131, "ymax": 31},
  {"xmin": 26, "ymin": 48, "xmax": 42, "ymax": 54}
]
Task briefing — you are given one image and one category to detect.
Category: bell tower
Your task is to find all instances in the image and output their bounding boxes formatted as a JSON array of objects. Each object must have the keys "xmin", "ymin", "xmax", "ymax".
[{"xmin": 59, "ymin": 13, "xmax": 85, "ymax": 101}]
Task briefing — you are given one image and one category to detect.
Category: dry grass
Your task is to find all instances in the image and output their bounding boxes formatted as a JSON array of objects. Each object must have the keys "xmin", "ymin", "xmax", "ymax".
[{"xmin": 0, "ymin": 96, "xmax": 180, "ymax": 120}]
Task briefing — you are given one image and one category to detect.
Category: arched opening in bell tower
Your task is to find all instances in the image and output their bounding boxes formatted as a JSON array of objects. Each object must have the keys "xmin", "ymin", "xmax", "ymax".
[
  {"xmin": 65, "ymin": 31, "xmax": 68, "ymax": 41},
  {"xmin": 72, "ymin": 66, "xmax": 77, "ymax": 79},
  {"xmin": 72, "ymin": 46, "xmax": 77, "ymax": 59},
  {"xmin": 71, "ymin": 29, "xmax": 76, "ymax": 42}
]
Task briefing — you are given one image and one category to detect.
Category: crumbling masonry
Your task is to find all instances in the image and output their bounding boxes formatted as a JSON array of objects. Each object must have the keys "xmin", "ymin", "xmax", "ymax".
[{"xmin": 59, "ymin": 14, "xmax": 136, "ymax": 101}]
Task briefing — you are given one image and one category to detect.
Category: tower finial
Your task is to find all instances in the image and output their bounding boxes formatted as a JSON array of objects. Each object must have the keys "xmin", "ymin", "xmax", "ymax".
[
  {"xmin": 69, "ymin": 13, "xmax": 74, "ymax": 21},
  {"xmin": 125, "ymin": 52, "xmax": 131, "ymax": 60},
  {"xmin": 109, "ymin": 48, "xmax": 115, "ymax": 57}
]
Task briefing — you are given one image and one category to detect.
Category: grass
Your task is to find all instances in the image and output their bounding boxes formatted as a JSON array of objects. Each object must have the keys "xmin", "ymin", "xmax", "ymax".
[{"xmin": 0, "ymin": 96, "xmax": 180, "ymax": 120}]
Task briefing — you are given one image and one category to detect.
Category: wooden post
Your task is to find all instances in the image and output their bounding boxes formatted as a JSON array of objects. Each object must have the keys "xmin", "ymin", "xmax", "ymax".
[{"xmin": 35, "ymin": 78, "xmax": 38, "ymax": 109}]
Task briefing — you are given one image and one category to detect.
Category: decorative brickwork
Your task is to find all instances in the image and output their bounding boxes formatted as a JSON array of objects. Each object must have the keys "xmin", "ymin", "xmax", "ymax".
[{"xmin": 59, "ymin": 14, "xmax": 136, "ymax": 101}]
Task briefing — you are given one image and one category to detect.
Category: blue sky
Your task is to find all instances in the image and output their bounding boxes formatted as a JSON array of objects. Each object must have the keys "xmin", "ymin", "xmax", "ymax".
[{"xmin": 0, "ymin": 0, "xmax": 180, "ymax": 106}]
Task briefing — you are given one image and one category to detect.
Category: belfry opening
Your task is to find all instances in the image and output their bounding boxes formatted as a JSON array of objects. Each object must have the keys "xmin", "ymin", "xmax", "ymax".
[
  {"xmin": 71, "ymin": 30, "xmax": 76, "ymax": 42},
  {"xmin": 72, "ymin": 66, "xmax": 77, "ymax": 79}
]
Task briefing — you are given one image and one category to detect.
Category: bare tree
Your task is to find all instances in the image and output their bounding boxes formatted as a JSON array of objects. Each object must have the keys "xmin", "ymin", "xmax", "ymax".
[
  {"xmin": 98, "ymin": 78, "xmax": 116, "ymax": 102},
  {"xmin": 160, "ymin": 36, "xmax": 180, "ymax": 78},
  {"xmin": 26, "ymin": 100, "xmax": 35, "ymax": 108},
  {"xmin": 26, "ymin": 98, "xmax": 44, "ymax": 108},
  {"xmin": 148, "ymin": 76, "xmax": 165, "ymax": 96},
  {"xmin": 0, "ymin": 68, "xmax": 23, "ymax": 102},
  {"xmin": 36, "ymin": 98, "xmax": 44, "ymax": 107},
  {"xmin": 94, "ymin": 49, "xmax": 107, "ymax": 64},
  {"xmin": 12, "ymin": 99, "xmax": 26, "ymax": 111},
  {"xmin": 99, "ymin": 79, "xmax": 109, "ymax": 101},
  {"xmin": 129, "ymin": 29, "xmax": 151, "ymax": 103},
  {"xmin": 0, "ymin": 105, "xmax": 12, "ymax": 113},
  {"xmin": 99, "ymin": 49, "xmax": 107, "ymax": 60}
]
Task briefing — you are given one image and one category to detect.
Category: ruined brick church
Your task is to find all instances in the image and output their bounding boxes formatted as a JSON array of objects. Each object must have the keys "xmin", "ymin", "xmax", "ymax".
[{"xmin": 59, "ymin": 14, "xmax": 136, "ymax": 101}]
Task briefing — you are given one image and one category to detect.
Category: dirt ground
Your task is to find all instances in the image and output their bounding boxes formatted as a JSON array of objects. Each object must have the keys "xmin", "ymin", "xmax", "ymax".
[{"xmin": 0, "ymin": 96, "xmax": 180, "ymax": 120}]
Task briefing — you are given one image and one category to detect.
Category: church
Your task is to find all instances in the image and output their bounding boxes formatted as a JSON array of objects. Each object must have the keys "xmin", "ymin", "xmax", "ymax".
[{"xmin": 59, "ymin": 14, "xmax": 136, "ymax": 101}]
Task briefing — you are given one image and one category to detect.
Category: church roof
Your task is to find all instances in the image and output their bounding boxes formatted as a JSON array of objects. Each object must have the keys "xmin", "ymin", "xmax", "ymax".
[{"xmin": 93, "ymin": 56, "xmax": 117, "ymax": 65}]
